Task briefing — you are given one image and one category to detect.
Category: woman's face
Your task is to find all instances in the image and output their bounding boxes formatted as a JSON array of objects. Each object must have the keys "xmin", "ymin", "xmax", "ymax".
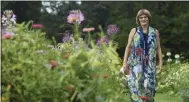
[{"xmin": 139, "ymin": 14, "xmax": 149, "ymax": 26}]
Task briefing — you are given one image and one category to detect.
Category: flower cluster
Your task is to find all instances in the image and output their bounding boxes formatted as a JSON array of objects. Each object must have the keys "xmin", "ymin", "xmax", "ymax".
[
  {"xmin": 1, "ymin": 10, "xmax": 16, "ymax": 35},
  {"xmin": 107, "ymin": 24, "xmax": 119, "ymax": 35},
  {"xmin": 1, "ymin": 10, "xmax": 16, "ymax": 27},
  {"xmin": 67, "ymin": 9, "xmax": 84, "ymax": 24},
  {"xmin": 166, "ymin": 52, "xmax": 181, "ymax": 64},
  {"xmin": 62, "ymin": 31, "xmax": 73, "ymax": 43},
  {"xmin": 66, "ymin": 10, "xmax": 119, "ymax": 47},
  {"xmin": 97, "ymin": 36, "xmax": 109, "ymax": 46}
]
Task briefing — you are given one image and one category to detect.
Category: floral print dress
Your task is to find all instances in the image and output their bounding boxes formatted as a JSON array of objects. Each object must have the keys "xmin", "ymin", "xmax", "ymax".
[{"xmin": 127, "ymin": 26, "xmax": 157, "ymax": 102}]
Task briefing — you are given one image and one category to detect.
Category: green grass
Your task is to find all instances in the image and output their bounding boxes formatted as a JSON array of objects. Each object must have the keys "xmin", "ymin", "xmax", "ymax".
[{"xmin": 155, "ymin": 93, "xmax": 182, "ymax": 102}]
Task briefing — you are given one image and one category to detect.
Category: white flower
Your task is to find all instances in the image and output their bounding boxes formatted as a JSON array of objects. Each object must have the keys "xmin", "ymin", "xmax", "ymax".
[
  {"xmin": 167, "ymin": 58, "xmax": 172, "ymax": 62},
  {"xmin": 175, "ymin": 54, "xmax": 180, "ymax": 59},
  {"xmin": 166, "ymin": 52, "xmax": 171, "ymax": 56},
  {"xmin": 175, "ymin": 60, "xmax": 180, "ymax": 64}
]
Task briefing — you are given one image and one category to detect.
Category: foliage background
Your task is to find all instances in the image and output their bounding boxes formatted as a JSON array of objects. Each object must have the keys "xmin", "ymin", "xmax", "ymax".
[{"xmin": 2, "ymin": 1, "xmax": 189, "ymax": 59}]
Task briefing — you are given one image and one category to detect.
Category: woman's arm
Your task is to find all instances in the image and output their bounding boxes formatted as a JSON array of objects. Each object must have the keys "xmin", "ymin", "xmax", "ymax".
[
  {"xmin": 122, "ymin": 28, "xmax": 136, "ymax": 68},
  {"xmin": 156, "ymin": 29, "xmax": 163, "ymax": 71}
]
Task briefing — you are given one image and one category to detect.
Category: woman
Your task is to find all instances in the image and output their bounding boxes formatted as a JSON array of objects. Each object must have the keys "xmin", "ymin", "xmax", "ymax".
[{"xmin": 122, "ymin": 9, "xmax": 162, "ymax": 102}]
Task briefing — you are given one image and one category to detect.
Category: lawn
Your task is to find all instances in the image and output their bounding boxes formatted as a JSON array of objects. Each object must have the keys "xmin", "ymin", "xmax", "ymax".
[{"xmin": 155, "ymin": 93, "xmax": 182, "ymax": 102}]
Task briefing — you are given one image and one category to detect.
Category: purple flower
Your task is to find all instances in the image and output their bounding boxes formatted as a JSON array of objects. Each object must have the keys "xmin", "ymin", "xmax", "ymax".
[
  {"xmin": 97, "ymin": 36, "xmax": 109, "ymax": 46},
  {"xmin": 1, "ymin": 10, "xmax": 16, "ymax": 35},
  {"xmin": 2, "ymin": 10, "xmax": 16, "ymax": 26},
  {"xmin": 107, "ymin": 24, "xmax": 119, "ymax": 35},
  {"xmin": 67, "ymin": 10, "xmax": 84, "ymax": 24},
  {"xmin": 62, "ymin": 31, "xmax": 73, "ymax": 43}
]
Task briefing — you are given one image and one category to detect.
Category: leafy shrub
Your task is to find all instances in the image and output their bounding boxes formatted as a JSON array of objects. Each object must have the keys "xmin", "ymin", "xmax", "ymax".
[
  {"xmin": 1, "ymin": 22, "xmax": 130, "ymax": 102},
  {"xmin": 157, "ymin": 63, "xmax": 189, "ymax": 96}
]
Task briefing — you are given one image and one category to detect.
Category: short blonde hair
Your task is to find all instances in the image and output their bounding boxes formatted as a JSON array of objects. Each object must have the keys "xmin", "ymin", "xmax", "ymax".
[{"xmin": 136, "ymin": 9, "xmax": 152, "ymax": 25}]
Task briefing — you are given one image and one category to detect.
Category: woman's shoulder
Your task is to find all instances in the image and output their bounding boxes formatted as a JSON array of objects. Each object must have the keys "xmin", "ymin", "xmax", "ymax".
[{"xmin": 130, "ymin": 28, "xmax": 137, "ymax": 33}]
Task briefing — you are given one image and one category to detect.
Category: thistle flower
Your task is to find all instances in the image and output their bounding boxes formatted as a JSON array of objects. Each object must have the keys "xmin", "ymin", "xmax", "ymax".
[
  {"xmin": 67, "ymin": 9, "xmax": 84, "ymax": 24},
  {"xmin": 166, "ymin": 52, "xmax": 171, "ymax": 56},
  {"xmin": 107, "ymin": 24, "xmax": 119, "ymax": 35}
]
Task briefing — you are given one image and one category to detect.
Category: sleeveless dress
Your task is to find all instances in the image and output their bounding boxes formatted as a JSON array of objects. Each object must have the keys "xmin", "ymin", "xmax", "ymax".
[{"xmin": 127, "ymin": 26, "xmax": 157, "ymax": 102}]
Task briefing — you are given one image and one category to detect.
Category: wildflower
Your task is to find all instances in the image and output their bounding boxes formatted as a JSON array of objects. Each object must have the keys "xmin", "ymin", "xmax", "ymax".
[
  {"xmin": 107, "ymin": 24, "xmax": 119, "ymax": 35},
  {"xmin": 62, "ymin": 31, "xmax": 72, "ymax": 43},
  {"xmin": 175, "ymin": 54, "xmax": 180, "ymax": 59},
  {"xmin": 2, "ymin": 33, "xmax": 12, "ymax": 39},
  {"xmin": 97, "ymin": 36, "xmax": 109, "ymax": 46},
  {"xmin": 1, "ymin": 10, "xmax": 16, "ymax": 35},
  {"xmin": 32, "ymin": 24, "xmax": 44, "ymax": 29},
  {"xmin": 166, "ymin": 52, "xmax": 171, "ymax": 56},
  {"xmin": 66, "ymin": 86, "xmax": 73, "ymax": 91},
  {"xmin": 167, "ymin": 58, "xmax": 172, "ymax": 62},
  {"xmin": 175, "ymin": 60, "xmax": 180, "ymax": 64},
  {"xmin": 82, "ymin": 27, "xmax": 95, "ymax": 32},
  {"xmin": 2, "ymin": 10, "xmax": 16, "ymax": 26},
  {"xmin": 67, "ymin": 9, "xmax": 84, "ymax": 24},
  {"xmin": 48, "ymin": 60, "xmax": 58, "ymax": 69},
  {"xmin": 103, "ymin": 74, "xmax": 109, "ymax": 78}
]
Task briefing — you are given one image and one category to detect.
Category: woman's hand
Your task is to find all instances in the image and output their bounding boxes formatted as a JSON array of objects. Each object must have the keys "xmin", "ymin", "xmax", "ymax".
[
  {"xmin": 120, "ymin": 64, "xmax": 130, "ymax": 75},
  {"xmin": 157, "ymin": 65, "xmax": 163, "ymax": 74}
]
